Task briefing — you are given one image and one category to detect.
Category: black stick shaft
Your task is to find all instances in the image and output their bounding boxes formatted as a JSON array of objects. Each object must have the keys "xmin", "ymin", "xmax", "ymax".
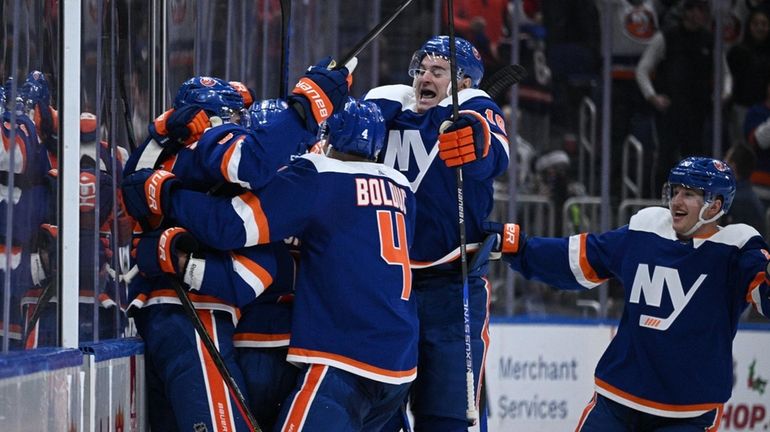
[
  {"xmin": 169, "ymin": 278, "xmax": 261, "ymax": 432},
  {"xmin": 335, "ymin": 0, "xmax": 414, "ymax": 69},
  {"xmin": 447, "ymin": 0, "xmax": 478, "ymax": 425}
]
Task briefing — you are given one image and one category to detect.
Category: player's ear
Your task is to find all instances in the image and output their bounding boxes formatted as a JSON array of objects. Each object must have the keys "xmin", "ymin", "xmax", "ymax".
[{"xmin": 459, "ymin": 76, "xmax": 473, "ymax": 90}]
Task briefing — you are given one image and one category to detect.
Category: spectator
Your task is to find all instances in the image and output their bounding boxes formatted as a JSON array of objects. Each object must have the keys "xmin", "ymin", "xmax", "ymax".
[
  {"xmin": 724, "ymin": 143, "xmax": 766, "ymax": 232},
  {"xmin": 744, "ymin": 76, "xmax": 770, "ymax": 204},
  {"xmin": 636, "ymin": 0, "xmax": 733, "ymax": 194},
  {"xmin": 728, "ymin": 9, "xmax": 770, "ymax": 145}
]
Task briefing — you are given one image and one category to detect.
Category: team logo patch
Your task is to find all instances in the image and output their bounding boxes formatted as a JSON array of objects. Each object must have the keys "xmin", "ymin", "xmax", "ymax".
[
  {"xmin": 623, "ymin": 8, "xmax": 657, "ymax": 41},
  {"xmin": 713, "ymin": 160, "xmax": 728, "ymax": 172},
  {"xmin": 199, "ymin": 77, "xmax": 216, "ymax": 87}
]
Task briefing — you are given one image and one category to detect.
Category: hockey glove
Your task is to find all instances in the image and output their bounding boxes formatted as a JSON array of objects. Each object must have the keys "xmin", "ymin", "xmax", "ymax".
[
  {"xmin": 154, "ymin": 105, "xmax": 211, "ymax": 147},
  {"xmin": 121, "ymin": 168, "xmax": 180, "ymax": 231},
  {"xmin": 482, "ymin": 221, "xmax": 526, "ymax": 255},
  {"xmin": 229, "ymin": 81, "xmax": 256, "ymax": 108},
  {"xmin": 288, "ymin": 56, "xmax": 351, "ymax": 133},
  {"xmin": 438, "ymin": 111, "xmax": 491, "ymax": 168},
  {"xmin": 132, "ymin": 227, "xmax": 199, "ymax": 279}
]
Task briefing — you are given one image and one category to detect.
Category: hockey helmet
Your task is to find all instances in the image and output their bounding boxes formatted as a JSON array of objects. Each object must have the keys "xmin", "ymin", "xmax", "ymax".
[
  {"xmin": 325, "ymin": 98, "xmax": 386, "ymax": 161},
  {"xmin": 20, "ymin": 70, "xmax": 51, "ymax": 108},
  {"xmin": 408, "ymin": 35, "xmax": 484, "ymax": 88},
  {"xmin": 173, "ymin": 76, "xmax": 244, "ymax": 121},
  {"xmin": 666, "ymin": 156, "xmax": 736, "ymax": 213},
  {"xmin": 246, "ymin": 98, "xmax": 290, "ymax": 129}
]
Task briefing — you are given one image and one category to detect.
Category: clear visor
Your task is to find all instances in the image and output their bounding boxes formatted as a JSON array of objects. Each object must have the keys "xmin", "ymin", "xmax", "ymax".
[
  {"xmin": 407, "ymin": 51, "xmax": 463, "ymax": 80},
  {"xmin": 663, "ymin": 183, "xmax": 714, "ymax": 206}
]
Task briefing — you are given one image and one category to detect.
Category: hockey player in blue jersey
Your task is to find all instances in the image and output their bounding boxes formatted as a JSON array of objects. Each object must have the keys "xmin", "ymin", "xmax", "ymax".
[
  {"xmin": 123, "ymin": 63, "xmax": 353, "ymax": 431},
  {"xmin": 364, "ymin": 35, "xmax": 509, "ymax": 431},
  {"xmin": 123, "ymin": 99, "xmax": 419, "ymax": 431},
  {"xmin": 487, "ymin": 156, "xmax": 770, "ymax": 431}
]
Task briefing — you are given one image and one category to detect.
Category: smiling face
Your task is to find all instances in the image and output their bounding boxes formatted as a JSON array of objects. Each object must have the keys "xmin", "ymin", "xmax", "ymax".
[
  {"xmin": 411, "ymin": 55, "xmax": 471, "ymax": 113},
  {"xmin": 668, "ymin": 185, "xmax": 721, "ymax": 238}
]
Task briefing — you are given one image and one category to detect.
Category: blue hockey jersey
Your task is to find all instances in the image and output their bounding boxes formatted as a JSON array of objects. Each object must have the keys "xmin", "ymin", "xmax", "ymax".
[
  {"xmin": 365, "ymin": 85, "xmax": 509, "ymax": 265},
  {"xmin": 169, "ymin": 153, "xmax": 419, "ymax": 384},
  {"xmin": 504, "ymin": 207, "xmax": 770, "ymax": 417}
]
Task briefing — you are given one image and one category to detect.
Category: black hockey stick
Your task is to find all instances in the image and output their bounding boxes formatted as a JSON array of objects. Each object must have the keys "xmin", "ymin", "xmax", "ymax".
[
  {"xmin": 332, "ymin": 0, "xmax": 414, "ymax": 69},
  {"xmin": 279, "ymin": 0, "xmax": 292, "ymax": 97},
  {"xmin": 446, "ymin": 0, "xmax": 478, "ymax": 425},
  {"xmin": 22, "ymin": 278, "xmax": 56, "ymax": 347},
  {"xmin": 168, "ymin": 277, "xmax": 262, "ymax": 431},
  {"xmin": 479, "ymin": 64, "xmax": 527, "ymax": 99}
]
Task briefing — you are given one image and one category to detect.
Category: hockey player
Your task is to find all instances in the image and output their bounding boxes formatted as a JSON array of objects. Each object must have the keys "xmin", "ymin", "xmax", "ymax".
[
  {"xmin": 123, "ymin": 99, "xmax": 419, "ymax": 431},
  {"xmin": 364, "ymin": 35, "xmax": 510, "ymax": 430},
  {"xmin": 0, "ymin": 74, "xmax": 55, "ymax": 349},
  {"xmin": 123, "ymin": 63, "xmax": 352, "ymax": 431},
  {"xmin": 486, "ymin": 156, "xmax": 770, "ymax": 431}
]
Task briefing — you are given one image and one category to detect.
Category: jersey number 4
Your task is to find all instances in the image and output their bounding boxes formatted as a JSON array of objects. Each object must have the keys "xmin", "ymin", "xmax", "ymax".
[{"xmin": 377, "ymin": 210, "xmax": 411, "ymax": 300}]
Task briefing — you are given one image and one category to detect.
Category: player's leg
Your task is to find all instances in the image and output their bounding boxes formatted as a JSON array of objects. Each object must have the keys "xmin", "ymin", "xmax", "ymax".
[
  {"xmin": 236, "ymin": 346, "xmax": 299, "ymax": 431},
  {"xmin": 274, "ymin": 364, "xmax": 364, "ymax": 432},
  {"xmin": 361, "ymin": 381, "xmax": 411, "ymax": 432},
  {"xmin": 574, "ymin": 393, "xmax": 632, "ymax": 432},
  {"xmin": 409, "ymin": 272, "xmax": 491, "ymax": 431},
  {"xmin": 134, "ymin": 304, "xmax": 251, "ymax": 432},
  {"xmin": 649, "ymin": 407, "xmax": 722, "ymax": 432}
]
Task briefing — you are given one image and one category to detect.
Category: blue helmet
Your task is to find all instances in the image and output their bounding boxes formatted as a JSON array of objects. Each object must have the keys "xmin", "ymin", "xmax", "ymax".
[
  {"xmin": 666, "ymin": 157, "xmax": 736, "ymax": 212},
  {"xmin": 408, "ymin": 35, "xmax": 484, "ymax": 88},
  {"xmin": 20, "ymin": 70, "xmax": 51, "ymax": 107},
  {"xmin": 246, "ymin": 98, "xmax": 290, "ymax": 129},
  {"xmin": 173, "ymin": 76, "xmax": 244, "ymax": 120},
  {"xmin": 325, "ymin": 98, "xmax": 386, "ymax": 161}
]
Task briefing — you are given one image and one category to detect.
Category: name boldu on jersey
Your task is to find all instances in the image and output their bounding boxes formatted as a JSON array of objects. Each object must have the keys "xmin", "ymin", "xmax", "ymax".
[{"xmin": 355, "ymin": 177, "xmax": 408, "ymax": 214}]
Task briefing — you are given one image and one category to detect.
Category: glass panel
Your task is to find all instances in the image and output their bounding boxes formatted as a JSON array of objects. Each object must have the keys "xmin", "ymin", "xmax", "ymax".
[{"xmin": 0, "ymin": 0, "xmax": 59, "ymax": 351}]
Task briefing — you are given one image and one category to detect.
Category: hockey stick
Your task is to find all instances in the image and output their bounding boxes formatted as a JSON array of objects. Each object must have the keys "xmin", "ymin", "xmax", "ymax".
[
  {"xmin": 22, "ymin": 278, "xmax": 56, "ymax": 347},
  {"xmin": 279, "ymin": 0, "xmax": 292, "ymax": 97},
  {"xmin": 446, "ymin": 0, "xmax": 478, "ymax": 425},
  {"xmin": 168, "ymin": 277, "xmax": 262, "ymax": 432},
  {"xmin": 479, "ymin": 64, "xmax": 527, "ymax": 99},
  {"xmin": 331, "ymin": 0, "xmax": 414, "ymax": 69}
]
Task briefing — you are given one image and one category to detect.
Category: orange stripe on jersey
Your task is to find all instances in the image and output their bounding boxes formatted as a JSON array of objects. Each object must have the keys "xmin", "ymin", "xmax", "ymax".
[
  {"xmin": 196, "ymin": 310, "xmax": 236, "ymax": 432},
  {"xmin": 147, "ymin": 289, "xmax": 242, "ymax": 321},
  {"xmin": 574, "ymin": 393, "xmax": 598, "ymax": 431},
  {"xmin": 238, "ymin": 192, "xmax": 271, "ymax": 243},
  {"xmin": 596, "ymin": 378, "xmax": 723, "ymax": 413},
  {"xmin": 234, "ymin": 333, "xmax": 291, "ymax": 343},
  {"xmin": 288, "ymin": 348, "xmax": 417, "ymax": 379},
  {"xmin": 232, "ymin": 252, "xmax": 274, "ymax": 288},
  {"xmin": 706, "ymin": 406, "xmax": 723, "ymax": 431},
  {"xmin": 745, "ymin": 271, "xmax": 766, "ymax": 304},
  {"xmin": 579, "ymin": 234, "xmax": 606, "ymax": 284},
  {"xmin": 282, "ymin": 364, "xmax": 327, "ymax": 432},
  {"xmin": 219, "ymin": 136, "xmax": 246, "ymax": 182}
]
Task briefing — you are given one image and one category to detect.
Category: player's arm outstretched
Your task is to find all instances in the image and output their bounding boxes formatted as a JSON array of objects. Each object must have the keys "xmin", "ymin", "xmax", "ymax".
[
  {"xmin": 121, "ymin": 160, "xmax": 320, "ymax": 250},
  {"xmin": 483, "ymin": 221, "xmax": 624, "ymax": 291}
]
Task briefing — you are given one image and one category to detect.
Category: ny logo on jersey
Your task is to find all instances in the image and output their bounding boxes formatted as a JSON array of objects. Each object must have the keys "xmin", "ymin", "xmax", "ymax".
[
  {"xmin": 382, "ymin": 130, "xmax": 435, "ymax": 191},
  {"xmin": 629, "ymin": 264, "xmax": 707, "ymax": 331}
]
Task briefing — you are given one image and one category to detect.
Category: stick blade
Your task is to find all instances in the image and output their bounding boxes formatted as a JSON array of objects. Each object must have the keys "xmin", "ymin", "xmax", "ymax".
[{"xmin": 479, "ymin": 64, "xmax": 528, "ymax": 99}]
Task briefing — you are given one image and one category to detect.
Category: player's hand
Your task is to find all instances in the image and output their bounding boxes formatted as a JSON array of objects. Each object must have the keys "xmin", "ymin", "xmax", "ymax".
[
  {"xmin": 288, "ymin": 56, "xmax": 352, "ymax": 133},
  {"xmin": 438, "ymin": 111, "xmax": 491, "ymax": 168},
  {"xmin": 121, "ymin": 168, "xmax": 180, "ymax": 231},
  {"xmin": 154, "ymin": 105, "xmax": 211, "ymax": 147},
  {"xmin": 482, "ymin": 221, "xmax": 526, "ymax": 255},
  {"xmin": 132, "ymin": 227, "xmax": 198, "ymax": 279}
]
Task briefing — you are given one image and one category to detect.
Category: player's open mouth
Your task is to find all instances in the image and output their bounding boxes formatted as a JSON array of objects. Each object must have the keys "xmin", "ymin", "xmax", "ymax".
[{"xmin": 419, "ymin": 89, "xmax": 437, "ymax": 100}]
